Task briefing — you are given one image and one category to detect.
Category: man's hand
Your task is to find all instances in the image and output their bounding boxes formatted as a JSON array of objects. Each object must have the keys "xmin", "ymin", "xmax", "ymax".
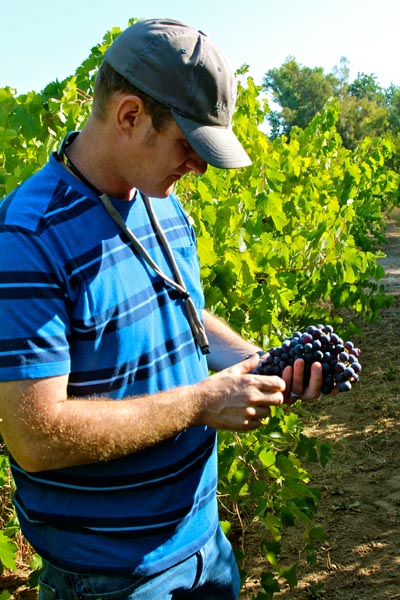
[
  {"xmin": 195, "ymin": 354, "xmax": 286, "ymax": 430},
  {"xmin": 281, "ymin": 358, "xmax": 338, "ymax": 404}
]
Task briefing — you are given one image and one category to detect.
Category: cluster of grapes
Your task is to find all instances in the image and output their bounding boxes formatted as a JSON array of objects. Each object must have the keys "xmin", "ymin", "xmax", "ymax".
[{"xmin": 253, "ymin": 324, "xmax": 362, "ymax": 394}]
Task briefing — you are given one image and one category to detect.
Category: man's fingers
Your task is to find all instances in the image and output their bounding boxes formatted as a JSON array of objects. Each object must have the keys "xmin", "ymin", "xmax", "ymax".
[
  {"xmin": 283, "ymin": 359, "xmax": 325, "ymax": 402},
  {"xmin": 281, "ymin": 364, "xmax": 294, "ymax": 400},
  {"xmin": 302, "ymin": 362, "xmax": 323, "ymax": 400},
  {"xmin": 282, "ymin": 360, "xmax": 304, "ymax": 402},
  {"xmin": 292, "ymin": 358, "xmax": 305, "ymax": 394}
]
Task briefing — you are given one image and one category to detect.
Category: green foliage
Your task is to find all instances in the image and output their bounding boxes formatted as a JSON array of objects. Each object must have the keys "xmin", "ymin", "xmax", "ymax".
[
  {"xmin": 178, "ymin": 76, "xmax": 397, "ymax": 594},
  {"xmin": 384, "ymin": 86, "xmax": 400, "ymax": 173},
  {"xmin": 0, "ymin": 450, "xmax": 42, "ymax": 595},
  {"xmin": 262, "ymin": 57, "xmax": 400, "ymax": 161},
  {"xmin": 348, "ymin": 73, "xmax": 385, "ymax": 103},
  {"xmin": 178, "ymin": 88, "xmax": 397, "ymax": 347},
  {"xmin": 217, "ymin": 406, "xmax": 330, "ymax": 595},
  {"xmin": 0, "ymin": 20, "xmax": 398, "ymax": 598},
  {"xmin": 0, "ymin": 452, "xmax": 17, "ymax": 594},
  {"xmin": 337, "ymin": 94, "xmax": 388, "ymax": 150},
  {"xmin": 263, "ymin": 57, "xmax": 400, "ymax": 178},
  {"xmin": 0, "ymin": 530, "xmax": 17, "ymax": 572},
  {"xmin": 0, "ymin": 21, "xmax": 133, "ymax": 199}
]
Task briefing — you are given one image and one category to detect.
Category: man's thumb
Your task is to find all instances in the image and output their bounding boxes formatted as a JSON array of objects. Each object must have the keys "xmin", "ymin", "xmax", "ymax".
[{"xmin": 237, "ymin": 352, "xmax": 262, "ymax": 374}]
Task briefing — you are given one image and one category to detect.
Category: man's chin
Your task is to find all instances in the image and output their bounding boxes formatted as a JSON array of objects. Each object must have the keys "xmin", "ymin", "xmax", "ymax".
[
  {"xmin": 154, "ymin": 185, "xmax": 176, "ymax": 199},
  {"xmin": 138, "ymin": 181, "xmax": 176, "ymax": 199}
]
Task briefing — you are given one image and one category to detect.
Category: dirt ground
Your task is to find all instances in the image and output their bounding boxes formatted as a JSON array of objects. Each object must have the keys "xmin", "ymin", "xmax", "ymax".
[
  {"xmin": 1, "ymin": 210, "xmax": 399, "ymax": 600},
  {"xmin": 240, "ymin": 208, "xmax": 400, "ymax": 599}
]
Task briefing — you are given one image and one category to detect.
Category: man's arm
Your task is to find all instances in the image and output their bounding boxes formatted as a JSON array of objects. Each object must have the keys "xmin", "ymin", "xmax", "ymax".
[
  {"xmin": 0, "ymin": 313, "xmax": 324, "ymax": 475},
  {"xmin": 0, "ymin": 356, "xmax": 286, "ymax": 473}
]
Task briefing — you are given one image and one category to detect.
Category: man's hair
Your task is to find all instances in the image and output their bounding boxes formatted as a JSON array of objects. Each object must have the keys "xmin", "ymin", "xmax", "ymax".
[{"xmin": 92, "ymin": 61, "xmax": 172, "ymax": 132}]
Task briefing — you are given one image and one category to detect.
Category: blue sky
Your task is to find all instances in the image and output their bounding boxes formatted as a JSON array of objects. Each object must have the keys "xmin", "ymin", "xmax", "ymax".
[{"xmin": 1, "ymin": 0, "xmax": 399, "ymax": 94}]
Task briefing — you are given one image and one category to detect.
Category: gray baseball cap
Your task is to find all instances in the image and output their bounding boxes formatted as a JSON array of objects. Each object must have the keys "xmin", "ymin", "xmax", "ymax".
[{"xmin": 104, "ymin": 18, "xmax": 252, "ymax": 169}]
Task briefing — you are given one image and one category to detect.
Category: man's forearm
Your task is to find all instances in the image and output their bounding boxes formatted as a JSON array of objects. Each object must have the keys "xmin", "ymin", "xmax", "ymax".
[
  {"xmin": 204, "ymin": 309, "xmax": 263, "ymax": 372},
  {"xmin": 0, "ymin": 354, "xmax": 287, "ymax": 473},
  {"xmin": 0, "ymin": 376, "xmax": 202, "ymax": 473}
]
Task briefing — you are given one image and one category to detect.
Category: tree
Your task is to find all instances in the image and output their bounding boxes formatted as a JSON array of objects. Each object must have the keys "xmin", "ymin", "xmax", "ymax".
[
  {"xmin": 331, "ymin": 56, "xmax": 350, "ymax": 99},
  {"xmin": 263, "ymin": 58, "xmax": 339, "ymax": 138},
  {"xmin": 383, "ymin": 84, "xmax": 400, "ymax": 172},
  {"xmin": 334, "ymin": 73, "xmax": 388, "ymax": 149},
  {"xmin": 348, "ymin": 72, "xmax": 384, "ymax": 103},
  {"xmin": 385, "ymin": 83, "xmax": 400, "ymax": 131},
  {"xmin": 262, "ymin": 60, "xmax": 398, "ymax": 153},
  {"xmin": 337, "ymin": 97, "xmax": 388, "ymax": 150}
]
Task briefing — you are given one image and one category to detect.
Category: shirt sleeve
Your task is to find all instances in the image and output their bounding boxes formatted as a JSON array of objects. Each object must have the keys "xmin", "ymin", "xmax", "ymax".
[{"xmin": 0, "ymin": 227, "xmax": 71, "ymax": 380}]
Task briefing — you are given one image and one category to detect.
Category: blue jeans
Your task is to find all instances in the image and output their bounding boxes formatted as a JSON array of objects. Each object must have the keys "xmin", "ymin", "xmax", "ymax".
[{"xmin": 38, "ymin": 525, "xmax": 241, "ymax": 599}]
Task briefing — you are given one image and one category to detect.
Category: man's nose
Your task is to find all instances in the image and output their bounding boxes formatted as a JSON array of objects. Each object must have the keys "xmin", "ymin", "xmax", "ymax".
[{"xmin": 185, "ymin": 152, "xmax": 208, "ymax": 175}]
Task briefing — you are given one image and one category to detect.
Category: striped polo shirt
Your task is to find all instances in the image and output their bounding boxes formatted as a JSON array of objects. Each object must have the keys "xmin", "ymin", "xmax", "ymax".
[{"xmin": 0, "ymin": 154, "xmax": 218, "ymax": 575}]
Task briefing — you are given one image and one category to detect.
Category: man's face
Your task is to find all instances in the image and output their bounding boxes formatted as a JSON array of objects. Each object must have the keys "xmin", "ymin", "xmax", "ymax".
[{"xmin": 124, "ymin": 114, "xmax": 208, "ymax": 198}]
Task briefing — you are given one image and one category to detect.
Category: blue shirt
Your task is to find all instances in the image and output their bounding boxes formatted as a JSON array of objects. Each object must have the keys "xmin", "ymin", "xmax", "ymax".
[{"xmin": 0, "ymin": 154, "xmax": 218, "ymax": 575}]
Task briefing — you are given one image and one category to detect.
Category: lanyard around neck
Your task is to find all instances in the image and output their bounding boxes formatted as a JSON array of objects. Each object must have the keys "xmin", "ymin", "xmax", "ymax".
[
  {"xmin": 99, "ymin": 193, "xmax": 210, "ymax": 354},
  {"xmin": 56, "ymin": 132, "xmax": 210, "ymax": 355}
]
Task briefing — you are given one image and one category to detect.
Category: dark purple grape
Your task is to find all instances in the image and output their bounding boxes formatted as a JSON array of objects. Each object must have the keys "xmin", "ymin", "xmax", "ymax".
[
  {"xmin": 301, "ymin": 333, "xmax": 314, "ymax": 345},
  {"xmin": 320, "ymin": 334, "xmax": 330, "ymax": 346},
  {"xmin": 313, "ymin": 350, "xmax": 324, "ymax": 362},
  {"xmin": 312, "ymin": 329, "xmax": 322, "ymax": 340},
  {"xmin": 321, "ymin": 362, "xmax": 331, "ymax": 375},
  {"xmin": 322, "ymin": 383, "xmax": 334, "ymax": 394},
  {"xmin": 343, "ymin": 367, "xmax": 356, "ymax": 380},
  {"xmin": 338, "ymin": 381, "xmax": 352, "ymax": 392},
  {"xmin": 330, "ymin": 333, "xmax": 340, "ymax": 344}
]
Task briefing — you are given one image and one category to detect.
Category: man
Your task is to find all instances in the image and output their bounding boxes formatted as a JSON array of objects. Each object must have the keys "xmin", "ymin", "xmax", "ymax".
[{"xmin": 0, "ymin": 19, "xmax": 323, "ymax": 599}]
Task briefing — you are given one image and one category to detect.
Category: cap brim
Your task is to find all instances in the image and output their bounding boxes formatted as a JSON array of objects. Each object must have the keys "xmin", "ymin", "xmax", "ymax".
[{"xmin": 172, "ymin": 111, "xmax": 252, "ymax": 169}]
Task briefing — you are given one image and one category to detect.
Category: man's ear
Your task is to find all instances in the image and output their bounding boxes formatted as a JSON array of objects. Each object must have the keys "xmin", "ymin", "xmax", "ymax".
[{"xmin": 115, "ymin": 95, "xmax": 146, "ymax": 133}]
